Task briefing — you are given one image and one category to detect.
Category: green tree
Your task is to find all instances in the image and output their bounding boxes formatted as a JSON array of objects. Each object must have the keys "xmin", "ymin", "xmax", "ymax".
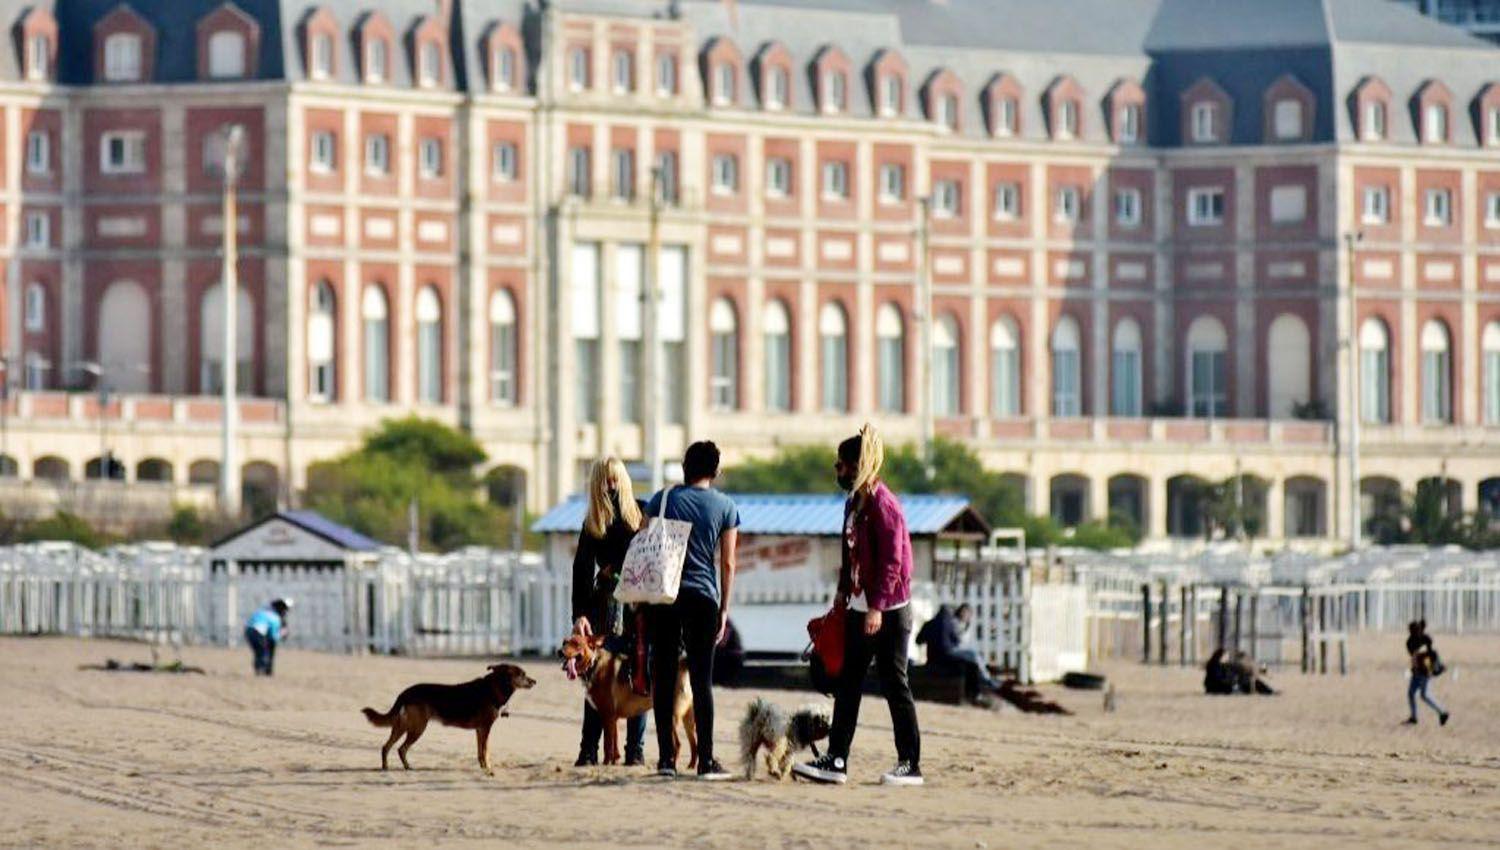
[{"xmin": 18, "ymin": 511, "xmax": 107, "ymax": 548}]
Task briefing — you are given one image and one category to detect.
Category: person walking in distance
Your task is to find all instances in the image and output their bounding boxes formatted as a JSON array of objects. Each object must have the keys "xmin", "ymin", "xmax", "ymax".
[
  {"xmin": 1404, "ymin": 619, "xmax": 1450, "ymax": 726},
  {"xmin": 646, "ymin": 441, "xmax": 740, "ymax": 780},
  {"xmin": 571, "ymin": 457, "xmax": 649, "ymax": 766},
  {"xmin": 794, "ymin": 424, "xmax": 923, "ymax": 786},
  {"xmin": 244, "ymin": 598, "xmax": 291, "ymax": 676}
]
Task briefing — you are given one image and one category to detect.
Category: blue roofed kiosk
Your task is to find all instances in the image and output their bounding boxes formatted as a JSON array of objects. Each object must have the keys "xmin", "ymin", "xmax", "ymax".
[
  {"xmin": 534, "ymin": 493, "xmax": 993, "ymax": 659},
  {"xmin": 205, "ymin": 510, "xmax": 383, "ymax": 653}
]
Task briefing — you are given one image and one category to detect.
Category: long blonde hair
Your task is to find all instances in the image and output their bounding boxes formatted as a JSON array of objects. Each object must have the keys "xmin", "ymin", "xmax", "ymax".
[
  {"xmin": 584, "ymin": 457, "xmax": 642, "ymax": 538},
  {"xmin": 844, "ymin": 423, "xmax": 885, "ymax": 507}
]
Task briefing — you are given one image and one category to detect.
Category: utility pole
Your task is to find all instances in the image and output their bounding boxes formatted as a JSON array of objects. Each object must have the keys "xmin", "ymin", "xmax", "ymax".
[
  {"xmin": 917, "ymin": 195, "xmax": 934, "ymax": 479},
  {"xmin": 220, "ymin": 125, "xmax": 245, "ymax": 519},
  {"xmin": 644, "ymin": 166, "xmax": 664, "ymax": 493},
  {"xmin": 1344, "ymin": 230, "xmax": 1363, "ymax": 551}
]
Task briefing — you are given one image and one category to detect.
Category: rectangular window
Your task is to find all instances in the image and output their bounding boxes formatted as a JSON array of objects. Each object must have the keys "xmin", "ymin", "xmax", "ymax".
[
  {"xmin": 1111, "ymin": 350, "xmax": 1141, "ymax": 417},
  {"xmin": 100, "ymin": 131, "xmax": 146, "ymax": 175},
  {"xmin": 612, "ymin": 51, "xmax": 632, "ymax": 94},
  {"xmin": 493, "ymin": 49, "xmax": 515, "ymax": 92},
  {"xmin": 938, "ymin": 95, "xmax": 958, "ymax": 130},
  {"xmin": 715, "ymin": 64, "xmax": 734, "ymax": 105},
  {"xmin": 1118, "ymin": 104, "xmax": 1141, "ymax": 143},
  {"xmin": 1191, "ymin": 102, "xmax": 1217, "ymax": 143},
  {"xmin": 1424, "ymin": 104, "xmax": 1448, "ymax": 144},
  {"xmin": 367, "ymin": 40, "xmax": 388, "ymax": 82},
  {"xmin": 364, "ymin": 134, "xmax": 390, "ymax": 176},
  {"xmin": 767, "ymin": 68, "xmax": 788, "ymax": 109},
  {"xmin": 711, "ymin": 154, "xmax": 738, "ymax": 195},
  {"xmin": 821, "ymin": 161, "xmax": 848, "ymax": 200},
  {"xmin": 766, "ymin": 156, "xmax": 791, "ymax": 198},
  {"xmin": 932, "ymin": 180, "xmax": 960, "ymax": 218},
  {"xmin": 991, "ymin": 346, "xmax": 1019, "ymax": 417},
  {"xmin": 1424, "ymin": 188, "xmax": 1452, "ymax": 226},
  {"xmin": 618, "ymin": 340, "xmax": 640, "ymax": 423},
  {"xmin": 1362, "ymin": 186, "xmax": 1390, "ymax": 224},
  {"xmin": 1273, "ymin": 99, "xmax": 1303, "ymax": 140},
  {"xmin": 711, "ymin": 331, "xmax": 738, "ymax": 410},
  {"xmin": 310, "ymin": 131, "xmax": 336, "ymax": 173},
  {"xmin": 490, "ymin": 321, "xmax": 515, "ymax": 405},
  {"xmin": 1058, "ymin": 100, "xmax": 1078, "ymax": 138},
  {"xmin": 1113, "ymin": 188, "xmax": 1141, "ymax": 227},
  {"xmin": 881, "ymin": 75, "xmax": 901, "ymax": 116},
  {"xmin": 1485, "ymin": 193, "xmax": 1500, "ymax": 229},
  {"xmin": 1054, "ymin": 186, "xmax": 1079, "ymax": 223},
  {"xmin": 993, "ymin": 182, "xmax": 1020, "ymax": 221},
  {"xmin": 419, "ymin": 138, "xmax": 443, "ymax": 178},
  {"xmin": 28, "ymin": 35, "xmax": 48, "ymax": 81},
  {"xmin": 1187, "ymin": 187, "xmax": 1225, "ymax": 226},
  {"xmin": 104, "ymin": 34, "xmax": 142, "ymax": 82},
  {"xmin": 1363, "ymin": 101, "xmax": 1386, "ymax": 141},
  {"xmin": 655, "ymin": 150, "xmax": 679, "ymax": 204},
  {"xmin": 878, "ymin": 163, "xmax": 904, "ymax": 204},
  {"xmin": 568, "ymin": 147, "xmax": 590, "ymax": 197},
  {"xmin": 1486, "ymin": 350, "xmax": 1500, "ymax": 425},
  {"xmin": 24, "ymin": 284, "xmax": 44, "ymax": 331},
  {"xmin": 492, "ymin": 142, "xmax": 517, "ymax": 182},
  {"xmin": 827, "ymin": 72, "xmax": 847, "ymax": 112},
  {"xmin": 996, "ymin": 97, "xmax": 1017, "ymax": 137},
  {"xmin": 1189, "ymin": 350, "xmax": 1228, "ymax": 417},
  {"xmin": 1269, "ymin": 185, "xmax": 1307, "ymax": 224},
  {"xmin": 1489, "ymin": 106, "xmax": 1500, "ymax": 146},
  {"xmin": 655, "ymin": 53, "xmax": 677, "ymax": 95},
  {"xmin": 611, "ymin": 148, "xmax": 634, "ymax": 200},
  {"xmin": 24, "ymin": 212, "xmax": 48, "ymax": 248},
  {"xmin": 576, "ymin": 339, "xmax": 598, "ymax": 423},
  {"xmin": 568, "ymin": 47, "xmax": 588, "ymax": 92},
  {"xmin": 26, "ymin": 131, "xmax": 48, "ymax": 175}
]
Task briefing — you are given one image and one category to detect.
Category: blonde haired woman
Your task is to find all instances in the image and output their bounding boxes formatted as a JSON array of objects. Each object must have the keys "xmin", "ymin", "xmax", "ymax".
[
  {"xmin": 570, "ymin": 457, "xmax": 648, "ymax": 766},
  {"xmin": 793, "ymin": 424, "xmax": 923, "ymax": 786}
]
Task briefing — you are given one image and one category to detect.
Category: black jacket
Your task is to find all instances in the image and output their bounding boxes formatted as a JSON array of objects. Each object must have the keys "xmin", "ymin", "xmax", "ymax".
[{"xmin": 570, "ymin": 495, "xmax": 646, "ymax": 624}]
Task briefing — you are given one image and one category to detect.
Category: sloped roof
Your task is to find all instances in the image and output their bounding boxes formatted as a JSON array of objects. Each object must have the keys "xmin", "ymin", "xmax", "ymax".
[
  {"xmin": 533, "ymin": 492, "xmax": 988, "ymax": 537},
  {"xmin": 212, "ymin": 509, "xmax": 381, "ymax": 552}
]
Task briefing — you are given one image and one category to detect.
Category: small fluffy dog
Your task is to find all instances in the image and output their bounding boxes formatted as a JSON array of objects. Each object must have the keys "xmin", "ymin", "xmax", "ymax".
[
  {"xmin": 362, "ymin": 663, "xmax": 535, "ymax": 773},
  {"xmin": 739, "ymin": 697, "xmax": 832, "ymax": 780}
]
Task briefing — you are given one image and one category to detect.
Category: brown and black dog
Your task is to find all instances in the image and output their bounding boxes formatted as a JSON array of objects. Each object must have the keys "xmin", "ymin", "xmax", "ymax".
[
  {"xmin": 560, "ymin": 633, "xmax": 697, "ymax": 767},
  {"xmin": 362, "ymin": 663, "xmax": 535, "ymax": 773}
]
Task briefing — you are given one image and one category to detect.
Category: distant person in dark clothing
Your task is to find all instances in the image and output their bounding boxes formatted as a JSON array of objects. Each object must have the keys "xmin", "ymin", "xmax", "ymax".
[
  {"xmin": 1404, "ymin": 620, "xmax": 1449, "ymax": 726},
  {"xmin": 917, "ymin": 603, "xmax": 1000, "ymax": 701},
  {"xmin": 1204, "ymin": 648, "xmax": 1236, "ymax": 695},
  {"xmin": 571, "ymin": 457, "xmax": 648, "ymax": 766},
  {"xmin": 1204, "ymin": 648, "xmax": 1275, "ymax": 695}
]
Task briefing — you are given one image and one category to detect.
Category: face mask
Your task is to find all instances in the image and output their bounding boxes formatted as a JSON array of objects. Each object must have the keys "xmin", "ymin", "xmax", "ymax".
[{"xmin": 837, "ymin": 473, "xmax": 855, "ymax": 492}]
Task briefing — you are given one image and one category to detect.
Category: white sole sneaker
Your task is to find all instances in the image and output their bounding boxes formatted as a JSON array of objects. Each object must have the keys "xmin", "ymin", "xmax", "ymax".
[
  {"xmin": 697, "ymin": 772, "xmax": 734, "ymax": 782},
  {"xmin": 791, "ymin": 764, "xmax": 848, "ymax": 784},
  {"xmin": 880, "ymin": 773, "xmax": 924, "ymax": 786}
]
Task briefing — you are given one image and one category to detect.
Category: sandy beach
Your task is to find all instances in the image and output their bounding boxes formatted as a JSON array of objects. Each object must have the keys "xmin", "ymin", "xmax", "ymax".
[{"xmin": 0, "ymin": 634, "xmax": 1496, "ymax": 849}]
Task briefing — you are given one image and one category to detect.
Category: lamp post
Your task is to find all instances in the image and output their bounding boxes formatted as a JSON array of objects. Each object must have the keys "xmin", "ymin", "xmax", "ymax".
[
  {"xmin": 1344, "ymin": 230, "xmax": 1364, "ymax": 551},
  {"xmin": 220, "ymin": 125, "xmax": 245, "ymax": 518},
  {"xmin": 643, "ymin": 165, "xmax": 664, "ymax": 494}
]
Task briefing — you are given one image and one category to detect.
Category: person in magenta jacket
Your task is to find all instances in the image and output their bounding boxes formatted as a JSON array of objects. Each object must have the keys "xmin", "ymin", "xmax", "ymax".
[{"xmin": 793, "ymin": 424, "xmax": 923, "ymax": 786}]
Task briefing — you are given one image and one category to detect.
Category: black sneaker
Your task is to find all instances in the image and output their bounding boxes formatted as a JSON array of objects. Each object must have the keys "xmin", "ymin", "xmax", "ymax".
[
  {"xmin": 656, "ymin": 761, "xmax": 677, "ymax": 778},
  {"xmin": 880, "ymin": 761, "xmax": 923, "ymax": 786},
  {"xmin": 697, "ymin": 758, "xmax": 733, "ymax": 781},
  {"xmin": 1440, "ymin": 712, "xmax": 1451, "ymax": 727},
  {"xmin": 1402, "ymin": 718, "xmax": 1418, "ymax": 725},
  {"xmin": 792, "ymin": 753, "xmax": 847, "ymax": 784},
  {"xmin": 624, "ymin": 752, "xmax": 645, "ymax": 767},
  {"xmin": 574, "ymin": 752, "xmax": 598, "ymax": 767}
]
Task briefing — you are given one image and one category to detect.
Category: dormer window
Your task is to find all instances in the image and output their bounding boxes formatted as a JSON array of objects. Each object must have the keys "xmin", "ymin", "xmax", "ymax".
[
  {"xmin": 104, "ymin": 33, "xmax": 142, "ymax": 82},
  {"xmin": 1488, "ymin": 105, "xmax": 1500, "ymax": 146},
  {"xmin": 612, "ymin": 50, "xmax": 633, "ymax": 93},
  {"xmin": 938, "ymin": 94, "xmax": 959, "ymax": 131},
  {"xmin": 1118, "ymin": 104, "xmax": 1141, "ymax": 143},
  {"xmin": 1423, "ymin": 102, "xmax": 1448, "ymax": 144},
  {"xmin": 655, "ymin": 53, "xmax": 677, "ymax": 95},
  {"xmin": 826, "ymin": 71, "xmax": 847, "ymax": 113},
  {"xmin": 714, "ymin": 63, "xmax": 735, "ymax": 105},
  {"xmin": 1273, "ymin": 99, "xmax": 1302, "ymax": 140},
  {"xmin": 208, "ymin": 31, "xmax": 246, "ymax": 79},
  {"xmin": 311, "ymin": 32, "xmax": 333, "ymax": 79},
  {"xmin": 1363, "ymin": 101, "xmax": 1386, "ymax": 141},
  {"xmin": 493, "ymin": 47, "xmax": 515, "ymax": 92},
  {"xmin": 27, "ymin": 34, "xmax": 50, "ymax": 81},
  {"xmin": 766, "ymin": 66, "xmax": 788, "ymax": 109},
  {"xmin": 1191, "ymin": 102, "xmax": 1217, "ymax": 142},
  {"xmin": 419, "ymin": 41, "xmax": 441, "ymax": 87},
  {"xmin": 881, "ymin": 74, "xmax": 901, "ymax": 116},
  {"xmin": 1057, "ymin": 100, "xmax": 1078, "ymax": 138},
  {"xmin": 568, "ymin": 47, "xmax": 588, "ymax": 91},
  {"xmin": 995, "ymin": 96, "xmax": 1018, "ymax": 137},
  {"xmin": 367, "ymin": 39, "xmax": 388, "ymax": 83}
]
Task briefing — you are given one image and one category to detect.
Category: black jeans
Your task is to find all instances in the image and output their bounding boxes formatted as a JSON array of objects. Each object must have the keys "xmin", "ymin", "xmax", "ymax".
[
  {"xmin": 244, "ymin": 627, "xmax": 275, "ymax": 676},
  {"xmin": 828, "ymin": 605, "xmax": 920, "ymax": 768},
  {"xmin": 650, "ymin": 592, "xmax": 719, "ymax": 768},
  {"xmin": 579, "ymin": 701, "xmax": 647, "ymax": 761}
]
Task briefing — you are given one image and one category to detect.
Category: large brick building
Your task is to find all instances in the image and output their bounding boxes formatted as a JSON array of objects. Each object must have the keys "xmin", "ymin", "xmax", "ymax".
[{"xmin": 1, "ymin": 0, "xmax": 1497, "ymax": 542}]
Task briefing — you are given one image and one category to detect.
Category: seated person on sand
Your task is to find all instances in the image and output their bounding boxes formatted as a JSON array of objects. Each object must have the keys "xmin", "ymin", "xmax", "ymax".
[
  {"xmin": 917, "ymin": 603, "xmax": 1001, "ymax": 702},
  {"xmin": 1204, "ymin": 649, "xmax": 1276, "ymax": 695}
]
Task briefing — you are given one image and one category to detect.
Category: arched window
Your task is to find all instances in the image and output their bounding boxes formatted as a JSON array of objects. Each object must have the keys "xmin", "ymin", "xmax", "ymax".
[
  {"xmin": 208, "ymin": 30, "xmax": 246, "ymax": 79},
  {"xmin": 1111, "ymin": 318, "xmax": 1142, "ymax": 417},
  {"xmin": 876, "ymin": 303, "xmax": 904, "ymax": 413},
  {"xmin": 104, "ymin": 33, "xmax": 142, "ymax": 82},
  {"xmin": 1267, "ymin": 314, "xmax": 1311, "ymax": 419},
  {"xmin": 308, "ymin": 280, "xmax": 336, "ymax": 401},
  {"xmin": 1051, "ymin": 316, "xmax": 1081, "ymax": 416},
  {"xmin": 1186, "ymin": 316, "xmax": 1228, "ymax": 417},
  {"xmin": 764, "ymin": 300, "xmax": 791, "ymax": 412},
  {"xmin": 200, "ymin": 283, "xmax": 254, "ymax": 395},
  {"xmin": 819, "ymin": 302, "xmax": 848, "ymax": 412},
  {"xmin": 1484, "ymin": 322, "xmax": 1500, "ymax": 425},
  {"xmin": 490, "ymin": 290, "xmax": 517, "ymax": 406},
  {"xmin": 416, "ymin": 286, "xmax": 442, "ymax": 404},
  {"xmin": 934, "ymin": 314, "xmax": 960, "ymax": 416},
  {"xmin": 1360, "ymin": 318, "xmax": 1390, "ymax": 424},
  {"xmin": 100, "ymin": 281, "xmax": 151, "ymax": 392},
  {"xmin": 1421, "ymin": 319, "xmax": 1452, "ymax": 423},
  {"xmin": 362, "ymin": 285, "xmax": 390, "ymax": 402},
  {"xmin": 990, "ymin": 317, "xmax": 1020, "ymax": 417},
  {"xmin": 709, "ymin": 298, "xmax": 738, "ymax": 411}
]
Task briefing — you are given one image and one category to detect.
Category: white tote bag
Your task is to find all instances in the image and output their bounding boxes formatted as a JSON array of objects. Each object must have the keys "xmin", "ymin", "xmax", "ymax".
[{"xmin": 615, "ymin": 486, "xmax": 692, "ymax": 605}]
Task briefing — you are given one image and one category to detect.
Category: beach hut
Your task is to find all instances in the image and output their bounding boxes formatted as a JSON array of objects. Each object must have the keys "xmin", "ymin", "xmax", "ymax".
[{"xmin": 204, "ymin": 510, "xmax": 384, "ymax": 652}]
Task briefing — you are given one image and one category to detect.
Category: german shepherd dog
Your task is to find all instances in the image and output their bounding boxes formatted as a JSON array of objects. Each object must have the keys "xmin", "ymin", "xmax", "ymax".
[
  {"xmin": 559, "ymin": 633, "xmax": 697, "ymax": 767},
  {"xmin": 362, "ymin": 664, "xmax": 535, "ymax": 773}
]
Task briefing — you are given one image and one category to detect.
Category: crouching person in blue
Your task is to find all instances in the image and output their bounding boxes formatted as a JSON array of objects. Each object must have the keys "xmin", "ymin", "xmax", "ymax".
[{"xmin": 245, "ymin": 598, "xmax": 291, "ymax": 676}]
